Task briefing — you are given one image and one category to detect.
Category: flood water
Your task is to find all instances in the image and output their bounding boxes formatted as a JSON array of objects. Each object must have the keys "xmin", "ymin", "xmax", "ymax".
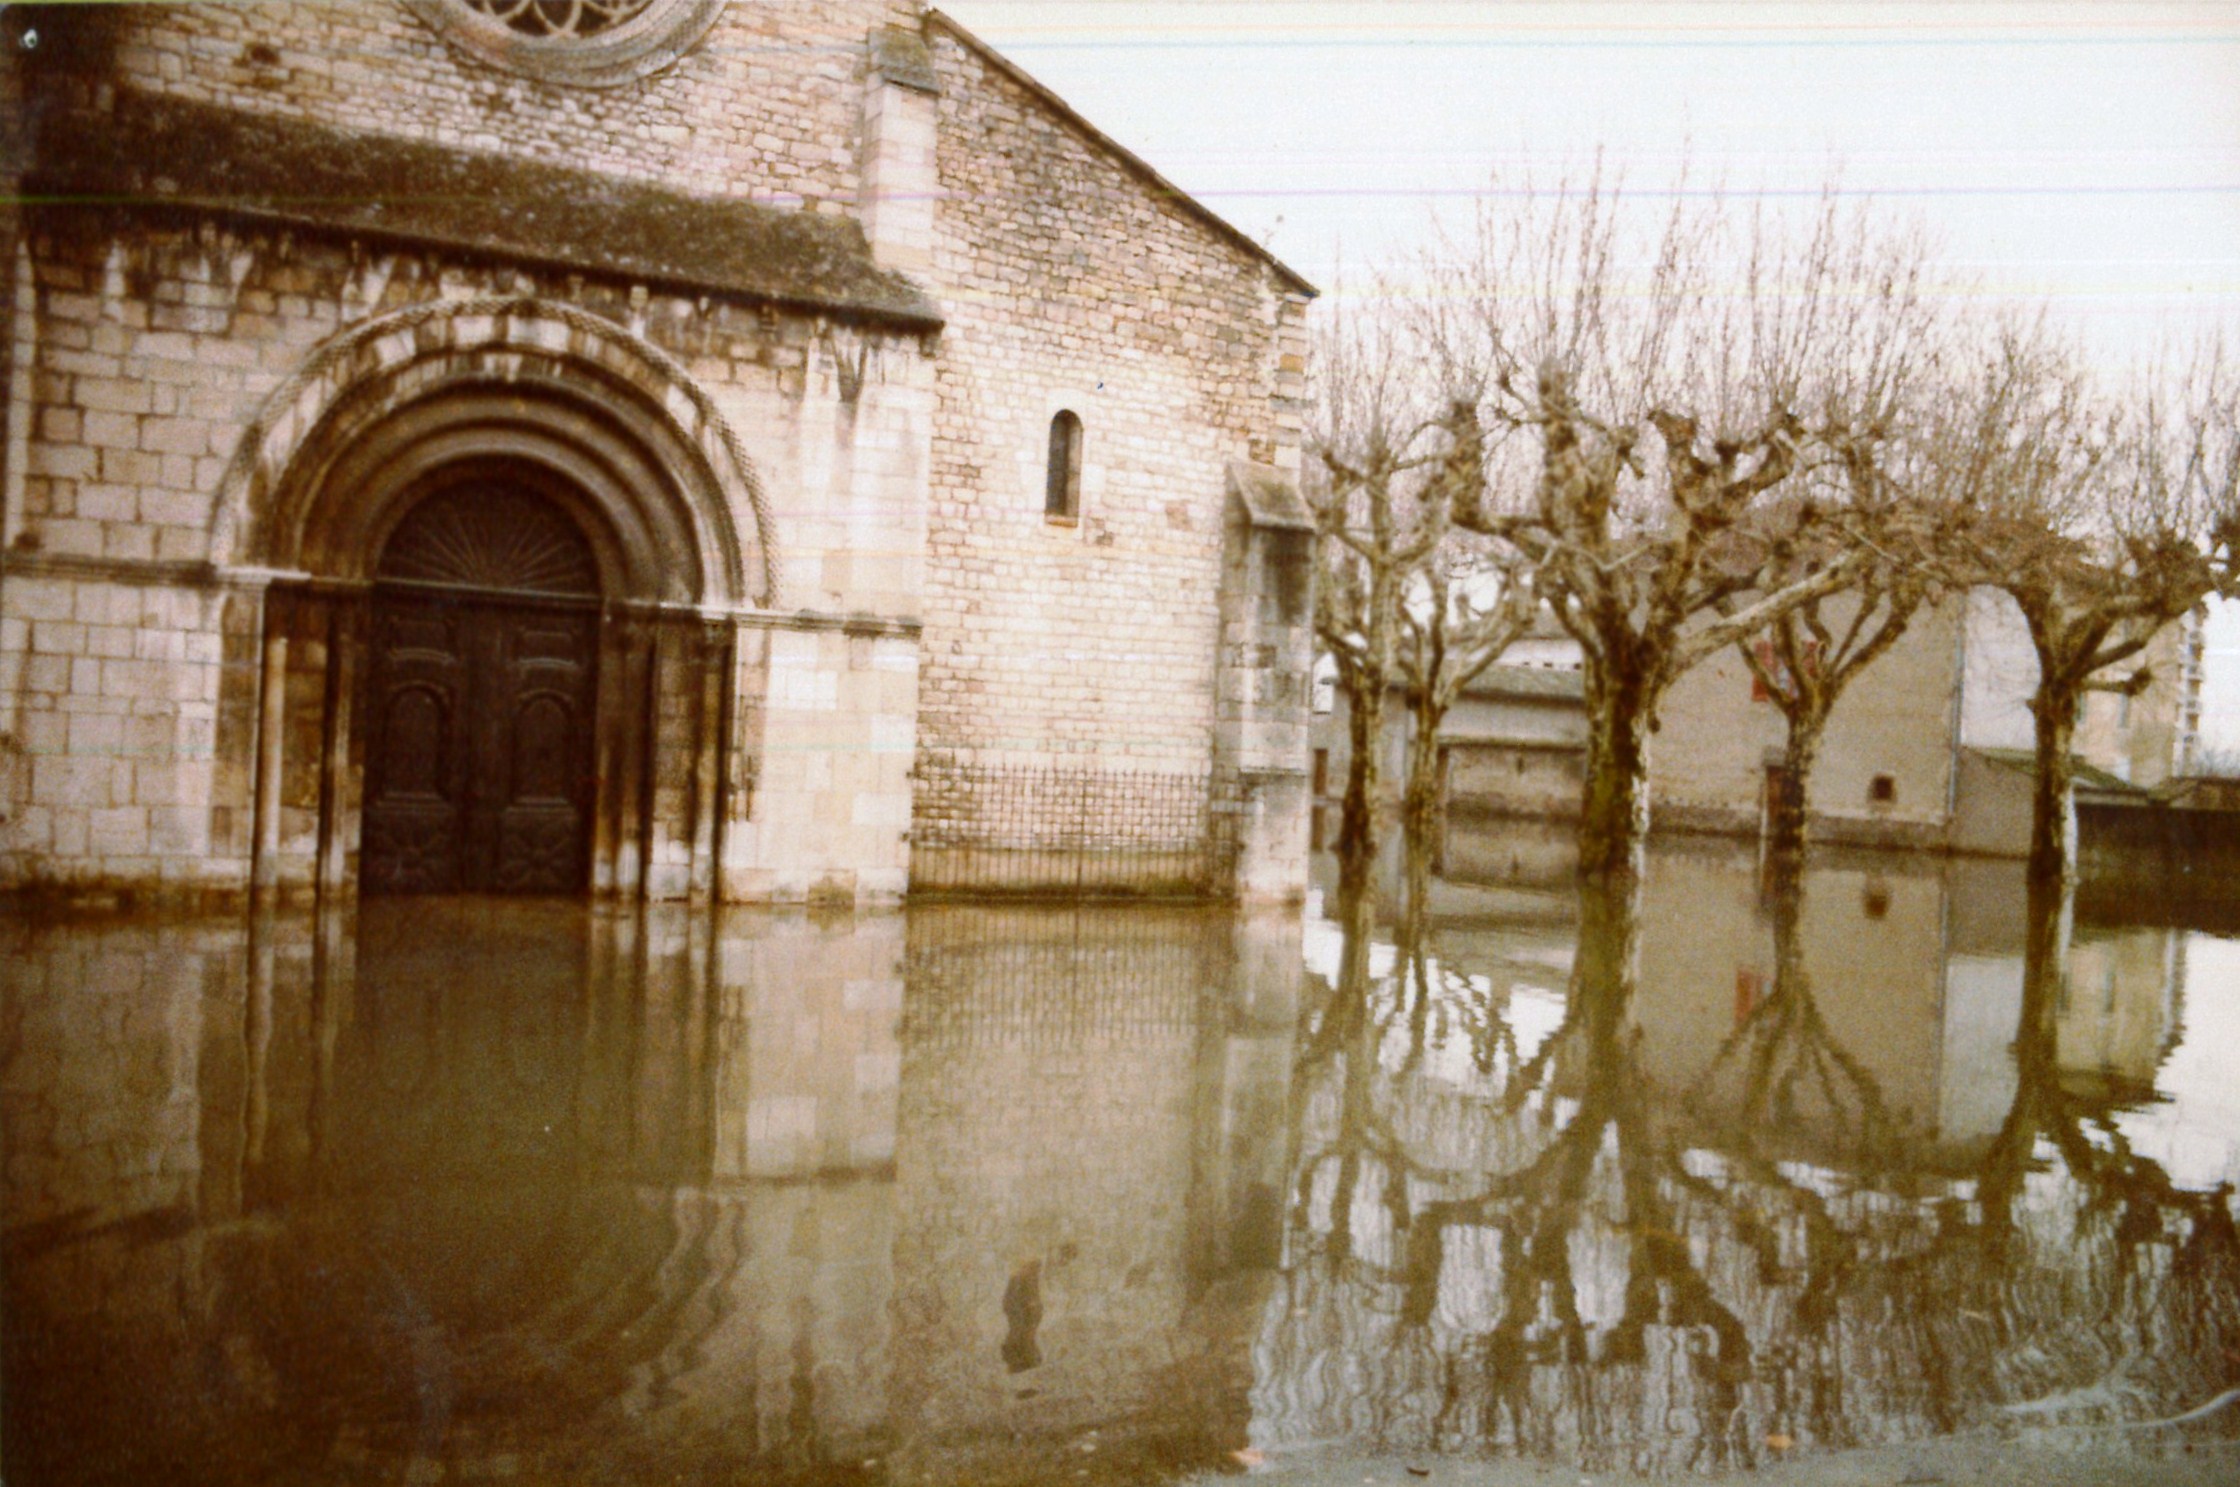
[{"xmin": 4, "ymin": 820, "xmax": 2238, "ymax": 1485}]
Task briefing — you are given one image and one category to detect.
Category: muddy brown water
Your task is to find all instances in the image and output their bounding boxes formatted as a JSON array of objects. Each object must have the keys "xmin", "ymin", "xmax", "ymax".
[{"xmin": 3, "ymin": 823, "xmax": 2236, "ymax": 1484}]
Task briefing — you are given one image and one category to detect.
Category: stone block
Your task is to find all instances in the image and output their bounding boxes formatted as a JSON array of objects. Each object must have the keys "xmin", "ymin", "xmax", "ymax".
[
  {"xmin": 34, "ymin": 761, "xmax": 117, "ymax": 806},
  {"xmin": 8, "ymin": 806, "xmax": 54, "ymax": 852},
  {"xmin": 7, "ymin": 579, "xmax": 80, "ymax": 623},
  {"xmin": 139, "ymin": 490, "xmax": 207, "ymax": 527},
  {"xmin": 154, "ymin": 527, "xmax": 210, "ymax": 562},
  {"xmin": 132, "ymin": 629, "xmax": 185, "ymax": 662},
  {"xmin": 73, "ymin": 377, "xmax": 155, "ymax": 416},
  {"xmin": 146, "ymin": 807, "xmax": 205, "ymax": 856},
  {"xmin": 67, "ymin": 713, "xmax": 125, "ymax": 755},
  {"xmin": 88, "ymin": 807, "xmax": 150, "ymax": 856},
  {"xmin": 29, "ymin": 443, "xmax": 99, "ymax": 481},
  {"xmin": 138, "ymin": 417, "xmax": 214, "ymax": 457},
  {"xmin": 42, "ymin": 520, "xmax": 105, "ymax": 557},
  {"xmin": 20, "ymin": 711, "xmax": 68, "ymax": 753},
  {"xmin": 82, "ymin": 411, "xmax": 140, "ymax": 451},
  {"xmin": 22, "ymin": 655, "xmax": 71, "ymax": 693},
  {"xmin": 84, "ymin": 626, "xmax": 136, "ymax": 661},
  {"xmin": 99, "ymin": 659, "xmax": 167, "ymax": 699},
  {"xmin": 131, "ymin": 760, "xmax": 190, "ymax": 806},
  {"xmin": 103, "ymin": 524, "xmax": 160, "ymax": 562},
  {"xmin": 850, "ymin": 790, "xmax": 908, "ymax": 829},
  {"xmin": 31, "ymin": 620, "xmax": 87, "ymax": 656}
]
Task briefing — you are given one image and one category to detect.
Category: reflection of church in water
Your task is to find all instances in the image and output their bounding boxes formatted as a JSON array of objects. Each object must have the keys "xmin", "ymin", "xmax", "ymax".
[{"xmin": 0, "ymin": 901, "xmax": 1303, "ymax": 1484}]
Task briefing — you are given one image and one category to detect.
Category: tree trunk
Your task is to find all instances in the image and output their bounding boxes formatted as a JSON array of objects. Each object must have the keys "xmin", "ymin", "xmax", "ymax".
[
  {"xmin": 1764, "ymin": 847, "xmax": 1807, "ymax": 1004},
  {"xmin": 1763, "ymin": 711, "xmax": 1823, "ymax": 866},
  {"xmin": 2027, "ymin": 681, "xmax": 2081, "ymax": 889},
  {"xmin": 1335, "ymin": 551, "xmax": 1402, "ymax": 906},
  {"xmin": 1402, "ymin": 693, "xmax": 1445, "ymax": 876},
  {"xmin": 1578, "ymin": 665, "xmax": 1654, "ymax": 881},
  {"xmin": 1981, "ymin": 859, "xmax": 2073, "ymax": 1237},
  {"xmin": 1337, "ymin": 675, "xmax": 1385, "ymax": 907}
]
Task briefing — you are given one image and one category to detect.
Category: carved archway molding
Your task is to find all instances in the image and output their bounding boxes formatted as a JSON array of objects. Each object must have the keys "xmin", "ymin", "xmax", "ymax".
[{"xmin": 211, "ymin": 296, "xmax": 779, "ymax": 608}]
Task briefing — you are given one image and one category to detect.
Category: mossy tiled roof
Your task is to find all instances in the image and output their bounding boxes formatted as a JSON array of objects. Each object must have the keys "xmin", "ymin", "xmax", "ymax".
[
  {"xmin": 1969, "ymin": 747, "xmax": 2147, "ymax": 798},
  {"xmin": 1464, "ymin": 665, "xmax": 1589, "ymax": 703},
  {"xmin": 30, "ymin": 91, "xmax": 943, "ymax": 332}
]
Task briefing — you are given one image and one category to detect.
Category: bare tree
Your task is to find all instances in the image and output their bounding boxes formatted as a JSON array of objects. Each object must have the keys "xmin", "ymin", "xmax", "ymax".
[
  {"xmin": 1424, "ymin": 175, "xmax": 1951, "ymax": 878},
  {"xmin": 1310, "ymin": 303, "xmax": 1505, "ymax": 896},
  {"xmin": 1948, "ymin": 321, "xmax": 2240, "ymax": 886},
  {"xmin": 1738, "ymin": 427, "xmax": 1966, "ymax": 859},
  {"xmin": 1390, "ymin": 543, "xmax": 1541, "ymax": 899}
]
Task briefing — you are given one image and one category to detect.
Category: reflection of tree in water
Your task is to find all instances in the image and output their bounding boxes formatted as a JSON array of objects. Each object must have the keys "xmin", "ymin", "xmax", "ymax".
[
  {"xmin": 1687, "ymin": 858, "xmax": 1909, "ymax": 1174},
  {"xmin": 1945, "ymin": 873, "xmax": 2240, "ymax": 1421},
  {"xmin": 1254, "ymin": 843, "xmax": 2240, "ymax": 1474}
]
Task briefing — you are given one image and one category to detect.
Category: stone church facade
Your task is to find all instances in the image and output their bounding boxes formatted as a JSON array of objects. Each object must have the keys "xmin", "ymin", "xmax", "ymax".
[{"xmin": 0, "ymin": 1, "xmax": 1316, "ymax": 906}]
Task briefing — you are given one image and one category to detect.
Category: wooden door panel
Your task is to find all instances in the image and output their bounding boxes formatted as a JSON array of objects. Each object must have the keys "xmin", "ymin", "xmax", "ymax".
[
  {"xmin": 362, "ymin": 804, "xmax": 465, "ymax": 895},
  {"xmin": 362, "ymin": 601, "xmax": 470, "ymax": 894},
  {"xmin": 363, "ymin": 598, "xmax": 596, "ymax": 895},
  {"xmin": 488, "ymin": 608, "xmax": 597, "ymax": 893}
]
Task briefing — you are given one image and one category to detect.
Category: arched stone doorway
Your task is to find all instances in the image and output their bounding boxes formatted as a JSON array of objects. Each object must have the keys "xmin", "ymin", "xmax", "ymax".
[
  {"xmin": 230, "ymin": 300, "xmax": 779, "ymax": 906},
  {"xmin": 360, "ymin": 475, "xmax": 604, "ymax": 894}
]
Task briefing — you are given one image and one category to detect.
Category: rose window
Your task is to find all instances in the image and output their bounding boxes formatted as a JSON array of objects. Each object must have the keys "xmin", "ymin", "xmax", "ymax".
[
  {"xmin": 463, "ymin": 0, "xmax": 654, "ymax": 39},
  {"xmin": 412, "ymin": 0, "xmax": 723, "ymax": 87}
]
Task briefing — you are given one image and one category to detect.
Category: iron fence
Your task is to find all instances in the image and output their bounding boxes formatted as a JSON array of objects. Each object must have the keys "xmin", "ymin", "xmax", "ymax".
[{"xmin": 909, "ymin": 761, "xmax": 1240, "ymax": 898}]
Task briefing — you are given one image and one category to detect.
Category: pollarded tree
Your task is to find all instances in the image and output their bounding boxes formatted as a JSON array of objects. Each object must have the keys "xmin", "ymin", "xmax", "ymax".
[
  {"xmin": 1737, "ymin": 425, "xmax": 1971, "ymax": 861},
  {"xmin": 1949, "ymin": 320, "xmax": 2240, "ymax": 887},
  {"xmin": 1310, "ymin": 302, "xmax": 1514, "ymax": 897},
  {"xmin": 1739, "ymin": 555, "xmax": 1932, "ymax": 863},
  {"xmin": 1389, "ymin": 540, "xmax": 1541, "ymax": 896},
  {"xmin": 1427, "ymin": 177, "xmax": 1952, "ymax": 878}
]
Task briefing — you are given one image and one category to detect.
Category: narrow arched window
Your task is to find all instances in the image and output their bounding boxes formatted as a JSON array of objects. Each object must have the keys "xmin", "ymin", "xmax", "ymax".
[{"xmin": 1045, "ymin": 410, "xmax": 1083, "ymax": 522}]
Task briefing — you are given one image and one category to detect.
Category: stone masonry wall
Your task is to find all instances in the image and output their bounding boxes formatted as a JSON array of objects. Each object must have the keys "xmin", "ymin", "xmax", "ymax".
[
  {"xmin": 915, "ymin": 21, "xmax": 1311, "ymax": 776},
  {"xmin": 2075, "ymin": 609, "xmax": 2197, "ymax": 787},
  {"xmin": 0, "ymin": 574, "xmax": 246, "ymax": 892},
  {"xmin": 1, "ymin": 214, "xmax": 927, "ymax": 601},
  {"xmin": 78, "ymin": 0, "xmax": 918, "ymax": 213},
  {"xmin": 0, "ymin": 205, "xmax": 932, "ymax": 897},
  {"xmin": 2, "ymin": 3, "xmax": 1318, "ymax": 902},
  {"xmin": 1958, "ymin": 585, "xmax": 2196, "ymax": 787}
]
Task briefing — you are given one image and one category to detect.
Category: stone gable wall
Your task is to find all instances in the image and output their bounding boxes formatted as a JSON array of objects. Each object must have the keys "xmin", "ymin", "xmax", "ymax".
[
  {"xmin": 2074, "ymin": 614, "xmax": 2197, "ymax": 787},
  {"xmin": 915, "ymin": 24, "xmax": 1310, "ymax": 776},
  {"xmin": 1653, "ymin": 597, "xmax": 1967, "ymax": 845},
  {"xmin": 79, "ymin": 0, "xmax": 916, "ymax": 212}
]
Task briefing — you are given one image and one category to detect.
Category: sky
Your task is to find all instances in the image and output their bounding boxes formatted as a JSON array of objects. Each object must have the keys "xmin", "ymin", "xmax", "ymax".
[
  {"xmin": 943, "ymin": 0, "xmax": 2240, "ymax": 749},
  {"xmin": 939, "ymin": 2, "xmax": 2240, "ymax": 337}
]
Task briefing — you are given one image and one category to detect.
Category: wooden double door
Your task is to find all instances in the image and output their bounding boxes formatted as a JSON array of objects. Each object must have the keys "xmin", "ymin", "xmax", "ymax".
[
  {"xmin": 359, "ymin": 479, "xmax": 604, "ymax": 895},
  {"xmin": 361, "ymin": 594, "xmax": 600, "ymax": 895}
]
